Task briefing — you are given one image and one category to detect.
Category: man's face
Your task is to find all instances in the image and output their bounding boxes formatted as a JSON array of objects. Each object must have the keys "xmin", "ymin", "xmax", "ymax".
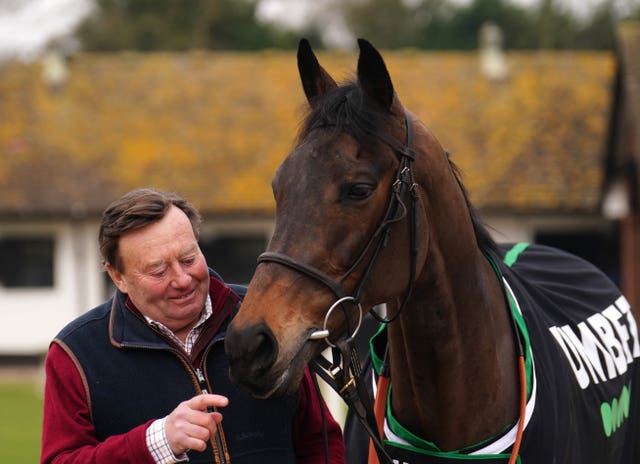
[{"xmin": 106, "ymin": 205, "xmax": 210, "ymax": 338}]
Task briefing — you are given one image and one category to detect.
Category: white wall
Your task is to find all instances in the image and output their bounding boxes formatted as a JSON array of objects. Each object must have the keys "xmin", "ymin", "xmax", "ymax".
[{"xmin": 0, "ymin": 220, "xmax": 104, "ymax": 355}]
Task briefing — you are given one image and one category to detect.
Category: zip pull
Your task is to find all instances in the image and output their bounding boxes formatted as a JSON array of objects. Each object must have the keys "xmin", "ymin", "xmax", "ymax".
[
  {"xmin": 196, "ymin": 367, "xmax": 206, "ymax": 384},
  {"xmin": 195, "ymin": 368, "xmax": 212, "ymax": 407}
]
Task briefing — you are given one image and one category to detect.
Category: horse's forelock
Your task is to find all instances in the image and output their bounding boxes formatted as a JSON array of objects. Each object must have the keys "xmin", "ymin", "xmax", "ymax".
[{"xmin": 297, "ymin": 81, "xmax": 391, "ymax": 152}]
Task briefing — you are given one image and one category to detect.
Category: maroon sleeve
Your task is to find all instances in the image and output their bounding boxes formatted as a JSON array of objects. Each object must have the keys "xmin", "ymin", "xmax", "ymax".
[
  {"xmin": 40, "ymin": 342, "xmax": 155, "ymax": 464},
  {"xmin": 293, "ymin": 369, "xmax": 346, "ymax": 464}
]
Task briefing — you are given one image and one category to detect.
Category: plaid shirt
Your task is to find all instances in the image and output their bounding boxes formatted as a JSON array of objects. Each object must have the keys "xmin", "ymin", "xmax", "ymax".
[{"xmin": 144, "ymin": 295, "xmax": 213, "ymax": 463}]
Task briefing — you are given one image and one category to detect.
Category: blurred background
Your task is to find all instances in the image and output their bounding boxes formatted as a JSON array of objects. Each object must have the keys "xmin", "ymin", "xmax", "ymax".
[
  {"xmin": 1, "ymin": 0, "xmax": 640, "ymax": 461},
  {"xmin": 2, "ymin": 0, "xmax": 639, "ymax": 57}
]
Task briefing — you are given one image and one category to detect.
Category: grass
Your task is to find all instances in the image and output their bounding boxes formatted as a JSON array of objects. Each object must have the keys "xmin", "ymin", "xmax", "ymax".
[
  {"xmin": 0, "ymin": 376, "xmax": 346, "ymax": 464},
  {"xmin": 0, "ymin": 380, "xmax": 43, "ymax": 463}
]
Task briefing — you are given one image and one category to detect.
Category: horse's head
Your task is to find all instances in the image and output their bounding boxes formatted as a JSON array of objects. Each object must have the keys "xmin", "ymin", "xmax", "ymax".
[{"xmin": 225, "ymin": 39, "xmax": 450, "ymax": 398}]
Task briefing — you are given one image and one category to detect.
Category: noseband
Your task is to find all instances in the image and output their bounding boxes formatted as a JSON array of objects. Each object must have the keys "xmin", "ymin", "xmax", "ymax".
[{"xmin": 257, "ymin": 109, "xmax": 419, "ymax": 344}]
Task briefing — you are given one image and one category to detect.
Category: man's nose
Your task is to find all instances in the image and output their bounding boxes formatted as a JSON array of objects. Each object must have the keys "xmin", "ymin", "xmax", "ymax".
[{"xmin": 170, "ymin": 264, "xmax": 191, "ymax": 286}]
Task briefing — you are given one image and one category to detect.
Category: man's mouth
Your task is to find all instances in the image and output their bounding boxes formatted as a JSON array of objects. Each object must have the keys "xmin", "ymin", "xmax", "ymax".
[{"xmin": 172, "ymin": 289, "xmax": 196, "ymax": 303}]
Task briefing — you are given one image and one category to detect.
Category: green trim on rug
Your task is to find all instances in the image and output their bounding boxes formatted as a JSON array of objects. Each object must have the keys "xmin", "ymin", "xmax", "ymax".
[
  {"xmin": 503, "ymin": 242, "xmax": 530, "ymax": 268},
  {"xmin": 385, "ymin": 441, "xmax": 521, "ymax": 463}
]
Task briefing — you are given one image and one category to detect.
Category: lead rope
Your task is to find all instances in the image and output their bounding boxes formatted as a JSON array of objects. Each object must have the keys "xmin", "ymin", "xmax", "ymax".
[
  {"xmin": 310, "ymin": 340, "xmax": 393, "ymax": 464},
  {"xmin": 487, "ymin": 249, "xmax": 528, "ymax": 464},
  {"xmin": 509, "ymin": 356, "xmax": 526, "ymax": 464},
  {"xmin": 367, "ymin": 346, "xmax": 390, "ymax": 464}
]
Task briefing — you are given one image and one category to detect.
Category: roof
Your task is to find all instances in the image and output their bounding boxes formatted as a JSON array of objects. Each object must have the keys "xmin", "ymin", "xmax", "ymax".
[{"xmin": 0, "ymin": 48, "xmax": 614, "ymax": 218}]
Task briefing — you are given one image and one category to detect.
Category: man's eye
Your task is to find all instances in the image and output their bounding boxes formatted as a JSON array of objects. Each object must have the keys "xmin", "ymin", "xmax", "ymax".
[
  {"xmin": 150, "ymin": 268, "xmax": 167, "ymax": 277},
  {"xmin": 182, "ymin": 257, "xmax": 196, "ymax": 266}
]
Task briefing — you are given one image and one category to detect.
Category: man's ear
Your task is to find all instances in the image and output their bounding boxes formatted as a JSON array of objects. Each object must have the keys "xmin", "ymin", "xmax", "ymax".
[{"xmin": 105, "ymin": 263, "xmax": 128, "ymax": 294}]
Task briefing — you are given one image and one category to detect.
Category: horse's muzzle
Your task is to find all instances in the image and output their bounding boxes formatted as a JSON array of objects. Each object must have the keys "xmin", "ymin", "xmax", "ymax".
[{"xmin": 224, "ymin": 321, "xmax": 280, "ymax": 395}]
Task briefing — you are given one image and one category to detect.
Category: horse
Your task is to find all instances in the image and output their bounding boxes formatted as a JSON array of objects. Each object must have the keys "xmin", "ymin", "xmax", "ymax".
[{"xmin": 224, "ymin": 39, "xmax": 640, "ymax": 463}]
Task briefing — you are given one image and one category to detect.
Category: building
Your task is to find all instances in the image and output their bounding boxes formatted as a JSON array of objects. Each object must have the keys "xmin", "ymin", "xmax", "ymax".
[{"xmin": 0, "ymin": 44, "xmax": 617, "ymax": 356}]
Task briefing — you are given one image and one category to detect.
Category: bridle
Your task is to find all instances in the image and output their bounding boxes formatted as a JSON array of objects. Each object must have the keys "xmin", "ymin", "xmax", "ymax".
[
  {"xmin": 257, "ymin": 108, "xmax": 420, "ymax": 464},
  {"xmin": 258, "ymin": 108, "xmax": 420, "ymax": 342}
]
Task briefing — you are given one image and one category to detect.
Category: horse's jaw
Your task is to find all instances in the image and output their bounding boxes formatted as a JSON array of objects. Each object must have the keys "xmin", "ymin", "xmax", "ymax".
[{"xmin": 229, "ymin": 352, "xmax": 302, "ymax": 399}]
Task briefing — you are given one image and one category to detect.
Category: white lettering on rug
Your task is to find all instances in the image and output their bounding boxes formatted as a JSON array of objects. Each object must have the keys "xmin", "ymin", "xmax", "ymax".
[{"xmin": 548, "ymin": 296, "xmax": 639, "ymax": 389}]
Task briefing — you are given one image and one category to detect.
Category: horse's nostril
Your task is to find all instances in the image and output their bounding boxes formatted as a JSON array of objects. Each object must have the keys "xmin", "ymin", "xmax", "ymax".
[
  {"xmin": 226, "ymin": 322, "xmax": 278, "ymax": 375},
  {"xmin": 251, "ymin": 329, "xmax": 278, "ymax": 371}
]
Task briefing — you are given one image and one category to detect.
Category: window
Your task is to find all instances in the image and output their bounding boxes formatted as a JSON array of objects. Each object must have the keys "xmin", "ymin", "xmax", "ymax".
[
  {"xmin": 0, "ymin": 236, "xmax": 55, "ymax": 288},
  {"xmin": 199, "ymin": 234, "xmax": 267, "ymax": 285}
]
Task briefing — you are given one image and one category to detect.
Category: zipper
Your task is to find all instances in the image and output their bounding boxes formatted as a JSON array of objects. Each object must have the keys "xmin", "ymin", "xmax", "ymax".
[
  {"xmin": 120, "ymin": 343, "xmax": 230, "ymax": 464},
  {"xmin": 195, "ymin": 366, "xmax": 229, "ymax": 464}
]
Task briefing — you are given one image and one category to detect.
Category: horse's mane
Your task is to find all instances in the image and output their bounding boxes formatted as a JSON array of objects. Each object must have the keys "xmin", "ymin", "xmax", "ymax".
[
  {"xmin": 449, "ymin": 160, "xmax": 502, "ymax": 258},
  {"xmin": 297, "ymin": 81, "xmax": 502, "ymax": 258}
]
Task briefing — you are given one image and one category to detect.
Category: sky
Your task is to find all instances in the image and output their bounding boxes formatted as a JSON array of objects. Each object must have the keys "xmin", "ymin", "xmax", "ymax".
[
  {"xmin": 0, "ymin": 0, "xmax": 93, "ymax": 62},
  {"xmin": 0, "ymin": 0, "xmax": 634, "ymax": 62}
]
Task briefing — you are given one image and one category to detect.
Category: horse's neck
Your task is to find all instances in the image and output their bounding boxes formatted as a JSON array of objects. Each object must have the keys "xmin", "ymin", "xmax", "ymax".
[{"xmin": 387, "ymin": 245, "xmax": 519, "ymax": 451}]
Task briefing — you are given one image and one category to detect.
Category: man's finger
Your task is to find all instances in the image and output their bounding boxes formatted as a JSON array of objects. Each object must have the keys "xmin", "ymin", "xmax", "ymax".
[{"xmin": 188, "ymin": 393, "xmax": 229, "ymax": 411}]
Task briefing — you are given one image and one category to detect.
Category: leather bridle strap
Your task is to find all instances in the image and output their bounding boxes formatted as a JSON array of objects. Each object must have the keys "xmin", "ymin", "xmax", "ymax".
[
  {"xmin": 257, "ymin": 109, "xmax": 418, "ymax": 320},
  {"xmin": 256, "ymin": 251, "xmax": 347, "ymax": 298}
]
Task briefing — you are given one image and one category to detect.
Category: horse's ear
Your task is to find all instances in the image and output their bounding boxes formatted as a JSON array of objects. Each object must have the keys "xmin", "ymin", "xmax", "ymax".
[
  {"xmin": 357, "ymin": 38, "xmax": 394, "ymax": 111},
  {"xmin": 297, "ymin": 38, "xmax": 337, "ymax": 104}
]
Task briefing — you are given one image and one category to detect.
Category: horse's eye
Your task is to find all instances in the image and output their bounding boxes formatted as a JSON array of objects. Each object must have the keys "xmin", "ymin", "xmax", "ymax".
[{"xmin": 346, "ymin": 183, "xmax": 375, "ymax": 201}]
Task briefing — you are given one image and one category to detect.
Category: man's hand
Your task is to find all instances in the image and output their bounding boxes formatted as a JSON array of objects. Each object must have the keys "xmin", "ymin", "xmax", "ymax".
[{"xmin": 165, "ymin": 394, "xmax": 229, "ymax": 455}]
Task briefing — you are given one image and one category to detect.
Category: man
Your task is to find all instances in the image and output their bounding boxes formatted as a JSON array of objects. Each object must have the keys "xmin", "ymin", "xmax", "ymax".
[{"xmin": 41, "ymin": 188, "xmax": 345, "ymax": 464}]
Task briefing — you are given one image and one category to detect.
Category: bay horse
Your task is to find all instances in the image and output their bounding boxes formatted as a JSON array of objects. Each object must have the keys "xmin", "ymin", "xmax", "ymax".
[{"xmin": 224, "ymin": 39, "xmax": 640, "ymax": 463}]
